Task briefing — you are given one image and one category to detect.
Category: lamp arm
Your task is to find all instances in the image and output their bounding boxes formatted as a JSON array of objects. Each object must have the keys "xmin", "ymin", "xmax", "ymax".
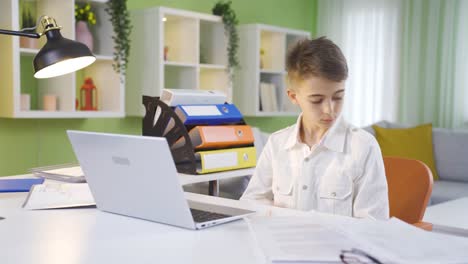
[{"xmin": 0, "ymin": 29, "xmax": 40, "ymax": 38}]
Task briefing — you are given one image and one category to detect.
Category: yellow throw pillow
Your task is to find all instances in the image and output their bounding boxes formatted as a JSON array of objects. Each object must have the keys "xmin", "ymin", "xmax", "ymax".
[{"xmin": 372, "ymin": 123, "xmax": 439, "ymax": 180}]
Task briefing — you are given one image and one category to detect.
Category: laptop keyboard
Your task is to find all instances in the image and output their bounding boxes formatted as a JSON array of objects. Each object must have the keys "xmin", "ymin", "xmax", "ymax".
[{"xmin": 190, "ymin": 208, "xmax": 231, "ymax": 223}]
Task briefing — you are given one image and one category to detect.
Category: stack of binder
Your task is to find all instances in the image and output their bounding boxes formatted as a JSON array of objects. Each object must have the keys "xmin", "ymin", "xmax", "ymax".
[{"xmin": 142, "ymin": 90, "xmax": 257, "ymax": 174}]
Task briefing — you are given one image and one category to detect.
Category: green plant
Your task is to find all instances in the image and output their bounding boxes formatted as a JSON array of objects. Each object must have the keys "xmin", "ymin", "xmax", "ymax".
[
  {"xmin": 21, "ymin": 7, "xmax": 35, "ymax": 31},
  {"xmin": 212, "ymin": 1, "xmax": 240, "ymax": 75},
  {"xmin": 105, "ymin": 0, "xmax": 132, "ymax": 78},
  {"xmin": 75, "ymin": 3, "xmax": 97, "ymax": 25}
]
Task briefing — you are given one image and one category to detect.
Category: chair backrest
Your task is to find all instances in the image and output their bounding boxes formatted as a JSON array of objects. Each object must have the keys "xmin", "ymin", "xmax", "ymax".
[{"xmin": 383, "ymin": 156, "xmax": 433, "ymax": 224}]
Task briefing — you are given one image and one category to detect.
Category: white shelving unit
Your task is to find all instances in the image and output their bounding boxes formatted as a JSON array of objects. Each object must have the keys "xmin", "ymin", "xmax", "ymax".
[
  {"xmin": 234, "ymin": 24, "xmax": 310, "ymax": 116},
  {"xmin": 0, "ymin": 0, "xmax": 124, "ymax": 118},
  {"xmin": 126, "ymin": 6, "xmax": 229, "ymax": 116}
]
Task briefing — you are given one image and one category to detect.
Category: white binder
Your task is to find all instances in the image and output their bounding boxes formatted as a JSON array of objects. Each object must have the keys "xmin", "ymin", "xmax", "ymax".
[{"xmin": 160, "ymin": 89, "xmax": 227, "ymax": 106}]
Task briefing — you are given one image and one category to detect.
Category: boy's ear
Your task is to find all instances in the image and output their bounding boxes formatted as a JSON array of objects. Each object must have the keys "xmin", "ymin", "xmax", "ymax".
[{"xmin": 287, "ymin": 89, "xmax": 299, "ymax": 105}]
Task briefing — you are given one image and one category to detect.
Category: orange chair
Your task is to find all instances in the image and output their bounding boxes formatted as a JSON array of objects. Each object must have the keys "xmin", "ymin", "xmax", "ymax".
[{"xmin": 383, "ymin": 156, "xmax": 434, "ymax": 231}]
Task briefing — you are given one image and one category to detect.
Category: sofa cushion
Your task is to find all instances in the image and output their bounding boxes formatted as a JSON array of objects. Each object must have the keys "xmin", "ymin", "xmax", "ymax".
[
  {"xmin": 433, "ymin": 128, "xmax": 468, "ymax": 182},
  {"xmin": 373, "ymin": 123, "xmax": 439, "ymax": 180},
  {"xmin": 431, "ymin": 180, "xmax": 468, "ymax": 205}
]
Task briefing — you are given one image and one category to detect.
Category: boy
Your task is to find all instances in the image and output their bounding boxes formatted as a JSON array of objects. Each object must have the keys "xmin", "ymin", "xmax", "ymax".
[{"xmin": 241, "ymin": 37, "xmax": 389, "ymax": 220}]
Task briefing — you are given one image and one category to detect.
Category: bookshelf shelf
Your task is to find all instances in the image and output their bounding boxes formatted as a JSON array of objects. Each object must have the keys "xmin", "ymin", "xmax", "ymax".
[
  {"xmin": 234, "ymin": 24, "xmax": 310, "ymax": 116},
  {"xmin": 0, "ymin": 0, "xmax": 124, "ymax": 118},
  {"xmin": 126, "ymin": 6, "xmax": 230, "ymax": 116}
]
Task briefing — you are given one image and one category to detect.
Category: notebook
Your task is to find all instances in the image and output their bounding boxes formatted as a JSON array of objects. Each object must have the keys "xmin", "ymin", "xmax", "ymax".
[
  {"xmin": 0, "ymin": 178, "xmax": 44, "ymax": 193},
  {"xmin": 67, "ymin": 130, "xmax": 255, "ymax": 230}
]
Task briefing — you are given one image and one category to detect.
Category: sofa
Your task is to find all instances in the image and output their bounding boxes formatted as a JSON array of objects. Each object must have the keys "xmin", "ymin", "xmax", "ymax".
[{"xmin": 363, "ymin": 121, "xmax": 468, "ymax": 205}]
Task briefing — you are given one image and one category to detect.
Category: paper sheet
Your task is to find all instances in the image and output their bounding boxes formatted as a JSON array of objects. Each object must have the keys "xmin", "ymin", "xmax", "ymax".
[
  {"xmin": 247, "ymin": 214, "xmax": 468, "ymax": 264},
  {"xmin": 23, "ymin": 183, "xmax": 95, "ymax": 210},
  {"xmin": 246, "ymin": 215, "xmax": 361, "ymax": 263}
]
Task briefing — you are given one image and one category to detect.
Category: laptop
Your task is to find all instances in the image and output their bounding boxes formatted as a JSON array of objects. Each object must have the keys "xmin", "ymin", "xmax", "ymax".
[{"xmin": 67, "ymin": 130, "xmax": 254, "ymax": 230}]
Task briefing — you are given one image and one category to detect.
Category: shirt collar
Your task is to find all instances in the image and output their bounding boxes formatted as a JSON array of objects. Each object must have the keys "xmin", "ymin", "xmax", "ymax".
[{"xmin": 284, "ymin": 114, "xmax": 347, "ymax": 153}]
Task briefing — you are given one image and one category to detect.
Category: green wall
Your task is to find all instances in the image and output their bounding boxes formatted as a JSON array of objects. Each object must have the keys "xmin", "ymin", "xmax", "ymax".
[{"xmin": 0, "ymin": 0, "xmax": 316, "ymax": 176}]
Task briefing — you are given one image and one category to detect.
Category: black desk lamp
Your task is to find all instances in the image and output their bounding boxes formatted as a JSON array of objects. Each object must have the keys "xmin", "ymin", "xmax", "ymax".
[{"xmin": 0, "ymin": 16, "xmax": 96, "ymax": 78}]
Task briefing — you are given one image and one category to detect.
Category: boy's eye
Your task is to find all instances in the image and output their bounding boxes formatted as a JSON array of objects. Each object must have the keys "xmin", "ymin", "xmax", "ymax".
[
  {"xmin": 333, "ymin": 97, "xmax": 343, "ymax": 101},
  {"xmin": 310, "ymin": 100, "xmax": 323, "ymax": 104}
]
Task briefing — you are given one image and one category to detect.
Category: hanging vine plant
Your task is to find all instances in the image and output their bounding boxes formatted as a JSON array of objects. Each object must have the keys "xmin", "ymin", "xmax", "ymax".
[
  {"xmin": 105, "ymin": 0, "xmax": 132, "ymax": 80},
  {"xmin": 212, "ymin": 1, "xmax": 240, "ymax": 79}
]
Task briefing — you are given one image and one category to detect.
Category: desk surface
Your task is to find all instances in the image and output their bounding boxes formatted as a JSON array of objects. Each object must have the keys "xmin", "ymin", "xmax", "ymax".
[
  {"xmin": 424, "ymin": 197, "xmax": 468, "ymax": 235},
  {"xmin": 2, "ymin": 167, "xmax": 254, "ymax": 186},
  {"xmin": 0, "ymin": 191, "xmax": 268, "ymax": 264}
]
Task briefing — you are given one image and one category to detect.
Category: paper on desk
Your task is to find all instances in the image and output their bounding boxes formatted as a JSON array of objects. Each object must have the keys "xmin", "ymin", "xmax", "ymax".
[
  {"xmin": 22, "ymin": 183, "xmax": 96, "ymax": 210},
  {"xmin": 31, "ymin": 165, "xmax": 85, "ymax": 183},
  {"xmin": 247, "ymin": 214, "xmax": 468, "ymax": 264},
  {"xmin": 246, "ymin": 215, "xmax": 364, "ymax": 263},
  {"xmin": 342, "ymin": 217, "xmax": 468, "ymax": 264}
]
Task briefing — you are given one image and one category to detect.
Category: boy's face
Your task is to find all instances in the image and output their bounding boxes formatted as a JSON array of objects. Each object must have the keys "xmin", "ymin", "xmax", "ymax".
[{"xmin": 287, "ymin": 76, "xmax": 345, "ymax": 130}]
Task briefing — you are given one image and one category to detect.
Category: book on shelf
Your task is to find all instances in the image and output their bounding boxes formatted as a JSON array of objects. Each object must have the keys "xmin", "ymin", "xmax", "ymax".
[
  {"xmin": 259, "ymin": 82, "xmax": 278, "ymax": 112},
  {"xmin": 29, "ymin": 164, "xmax": 85, "ymax": 183}
]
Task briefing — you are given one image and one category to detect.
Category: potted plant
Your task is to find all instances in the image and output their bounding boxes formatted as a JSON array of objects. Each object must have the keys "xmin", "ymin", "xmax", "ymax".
[
  {"xmin": 212, "ymin": 1, "xmax": 240, "ymax": 80},
  {"xmin": 20, "ymin": 1, "xmax": 37, "ymax": 49},
  {"xmin": 105, "ymin": 0, "xmax": 132, "ymax": 79},
  {"xmin": 75, "ymin": 2, "xmax": 97, "ymax": 52}
]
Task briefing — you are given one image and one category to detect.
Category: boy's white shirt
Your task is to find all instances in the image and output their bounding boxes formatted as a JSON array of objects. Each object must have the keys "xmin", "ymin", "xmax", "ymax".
[{"xmin": 241, "ymin": 114, "xmax": 390, "ymax": 220}]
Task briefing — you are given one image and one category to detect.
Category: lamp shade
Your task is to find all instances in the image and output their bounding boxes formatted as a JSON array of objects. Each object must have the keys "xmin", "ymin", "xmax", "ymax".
[{"xmin": 33, "ymin": 28, "xmax": 96, "ymax": 79}]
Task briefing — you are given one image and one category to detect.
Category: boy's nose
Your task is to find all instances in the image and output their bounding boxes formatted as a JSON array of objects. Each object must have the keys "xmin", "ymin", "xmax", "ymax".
[{"xmin": 322, "ymin": 100, "xmax": 332, "ymax": 114}]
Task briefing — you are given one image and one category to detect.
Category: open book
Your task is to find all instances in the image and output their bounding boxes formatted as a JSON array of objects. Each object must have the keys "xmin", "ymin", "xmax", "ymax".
[{"xmin": 30, "ymin": 164, "xmax": 85, "ymax": 183}]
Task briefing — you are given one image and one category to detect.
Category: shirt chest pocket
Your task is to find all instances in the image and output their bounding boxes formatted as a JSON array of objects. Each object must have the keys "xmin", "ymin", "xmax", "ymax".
[
  {"xmin": 272, "ymin": 165, "xmax": 296, "ymax": 208},
  {"xmin": 315, "ymin": 164, "xmax": 356, "ymax": 216},
  {"xmin": 318, "ymin": 184, "xmax": 353, "ymax": 216}
]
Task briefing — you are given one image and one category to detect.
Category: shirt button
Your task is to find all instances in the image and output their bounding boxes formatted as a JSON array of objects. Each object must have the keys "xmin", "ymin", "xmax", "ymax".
[
  {"xmin": 302, "ymin": 185, "xmax": 308, "ymax": 190},
  {"xmin": 331, "ymin": 192, "xmax": 337, "ymax": 197},
  {"xmin": 352, "ymin": 128, "xmax": 359, "ymax": 132},
  {"xmin": 276, "ymin": 186, "xmax": 280, "ymax": 191},
  {"xmin": 304, "ymin": 157, "xmax": 310, "ymax": 162}
]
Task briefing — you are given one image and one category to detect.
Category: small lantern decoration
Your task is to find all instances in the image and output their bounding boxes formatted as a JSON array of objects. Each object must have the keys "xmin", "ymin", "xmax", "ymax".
[{"xmin": 80, "ymin": 77, "xmax": 98, "ymax": 111}]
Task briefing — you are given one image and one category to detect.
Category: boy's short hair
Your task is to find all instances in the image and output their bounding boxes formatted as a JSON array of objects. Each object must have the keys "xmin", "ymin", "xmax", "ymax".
[{"xmin": 286, "ymin": 37, "xmax": 348, "ymax": 85}]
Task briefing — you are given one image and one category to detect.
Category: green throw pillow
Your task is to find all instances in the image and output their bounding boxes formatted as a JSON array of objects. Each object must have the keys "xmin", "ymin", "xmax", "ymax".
[{"xmin": 372, "ymin": 123, "xmax": 439, "ymax": 180}]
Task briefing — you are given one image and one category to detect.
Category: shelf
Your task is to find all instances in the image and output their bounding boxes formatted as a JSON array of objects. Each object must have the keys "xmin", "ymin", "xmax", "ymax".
[
  {"xmin": 126, "ymin": 6, "xmax": 231, "ymax": 116},
  {"xmin": 163, "ymin": 14, "xmax": 198, "ymax": 64},
  {"xmin": 199, "ymin": 67, "xmax": 228, "ymax": 93},
  {"xmin": 164, "ymin": 61, "xmax": 198, "ymax": 68},
  {"xmin": 14, "ymin": 110, "xmax": 124, "ymax": 119},
  {"xmin": 199, "ymin": 64, "xmax": 227, "ymax": 70},
  {"xmin": 0, "ymin": 0, "xmax": 125, "ymax": 118},
  {"xmin": 19, "ymin": 48, "xmax": 39, "ymax": 55},
  {"xmin": 260, "ymin": 30, "xmax": 286, "ymax": 71},
  {"xmin": 199, "ymin": 20, "xmax": 227, "ymax": 65},
  {"xmin": 233, "ymin": 24, "xmax": 310, "ymax": 117},
  {"xmin": 95, "ymin": 54, "xmax": 113, "ymax": 61},
  {"xmin": 165, "ymin": 64, "xmax": 197, "ymax": 90}
]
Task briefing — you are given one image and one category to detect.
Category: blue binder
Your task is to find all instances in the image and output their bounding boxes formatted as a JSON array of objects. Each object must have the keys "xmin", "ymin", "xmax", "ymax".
[
  {"xmin": 0, "ymin": 178, "xmax": 44, "ymax": 193},
  {"xmin": 174, "ymin": 104, "xmax": 243, "ymax": 125}
]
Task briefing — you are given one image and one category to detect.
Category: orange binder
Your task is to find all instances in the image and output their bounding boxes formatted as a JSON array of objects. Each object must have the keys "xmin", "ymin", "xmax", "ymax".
[{"xmin": 172, "ymin": 125, "xmax": 254, "ymax": 150}]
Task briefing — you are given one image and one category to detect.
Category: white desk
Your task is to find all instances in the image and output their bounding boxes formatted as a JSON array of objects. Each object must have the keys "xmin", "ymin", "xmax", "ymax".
[
  {"xmin": 0, "ymin": 191, "xmax": 269, "ymax": 264},
  {"xmin": 3, "ymin": 167, "xmax": 254, "ymax": 197},
  {"xmin": 424, "ymin": 197, "xmax": 468, "ymax": 237}
]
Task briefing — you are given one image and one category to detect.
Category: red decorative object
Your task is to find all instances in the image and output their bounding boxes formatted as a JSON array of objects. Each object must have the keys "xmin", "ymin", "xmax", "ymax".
[{"xmin": 80, "ymin": 77, "xmax": 98, "ymax": 111}]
